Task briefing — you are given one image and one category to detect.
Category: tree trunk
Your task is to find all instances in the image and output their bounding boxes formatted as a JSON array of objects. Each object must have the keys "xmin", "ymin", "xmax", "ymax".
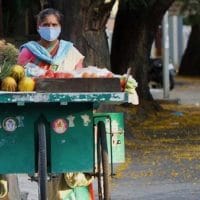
[
  {"xmin": 27, "ymin": 1, "xmax": 41, "ymax": 39},
  {"xmin": 0, "ymin": 0, "xmax": 3, "ymax": 37},
  {"xmin": 179, "ymin": 24, "xmax": 200, "ymax": 76},
  {"xmin": 2, "ymin": 0, "xmax": 24, "ymax": 37},
  {"xmin": 1, "ymin": 0, "xmax": 40, "ymax": 38},
  {"xmin": 49, "ymin": 0, "xmax": 116, "ymax": 68},
  {"xmin": 111, "ymin": 0, "xmax": 174, "ymax": 104}
]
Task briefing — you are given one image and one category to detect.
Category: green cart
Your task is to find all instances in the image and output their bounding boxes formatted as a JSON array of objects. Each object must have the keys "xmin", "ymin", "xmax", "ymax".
[{"xmin": 0, "ymin": 91, "xmax": 128, "ymax": 200}]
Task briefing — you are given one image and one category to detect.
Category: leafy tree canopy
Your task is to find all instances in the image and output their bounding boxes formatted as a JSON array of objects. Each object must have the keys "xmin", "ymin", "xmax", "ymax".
[{"xmin": 178, "ymin": 0, "xmax": 200, "ymax": 25}]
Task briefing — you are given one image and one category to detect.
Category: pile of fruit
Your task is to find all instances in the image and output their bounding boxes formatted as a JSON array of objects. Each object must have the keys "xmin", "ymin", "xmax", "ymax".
[
  {"xmin": 0, "ymin": 64, "xmax": 35, "ymax": 92},
  {"xmin": 39, "ymin": 70, "xmax": 114, "ymax": 79},
  {"xmin": 38, "ymin": 66, "xmax": 114, "ymax": 79},
  {"xmin": 0, "ymin": 64, "xmax": 138, "ymax": 93}
]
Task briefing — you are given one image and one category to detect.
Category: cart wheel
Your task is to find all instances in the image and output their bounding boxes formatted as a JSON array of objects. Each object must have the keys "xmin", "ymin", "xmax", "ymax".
[
  {"xmin": 38, "ymin": 122, "xmax": 47, "ymax": 200},
  {"xmin": 97, "ymin": 121, "xmax": 110, "ymax": 200}
]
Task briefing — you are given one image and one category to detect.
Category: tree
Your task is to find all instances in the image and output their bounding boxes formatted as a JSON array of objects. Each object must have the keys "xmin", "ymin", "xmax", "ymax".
[
  {"xmin": 179, "ymin": 0, "xmax": 200, "ymax": 76},
  {"xmin": 0, "ymin": 0, "xmax": 3, "ymax": 37},
  {"xmin": 111, "ymin": 0, "xmax": 175, "ymax": 105},
  {"xmin": 2, "ymin": 0, "xmax": 30, "ymax": 36},
  {"xmin": 47, "ymin": 0, "xmax": 116, "ymax": 68}
]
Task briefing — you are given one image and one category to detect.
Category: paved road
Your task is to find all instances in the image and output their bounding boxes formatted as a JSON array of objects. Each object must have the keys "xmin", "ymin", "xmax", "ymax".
[{"xmin": 111, "ymin": 147, "xmax": 200, "ymax": 200}]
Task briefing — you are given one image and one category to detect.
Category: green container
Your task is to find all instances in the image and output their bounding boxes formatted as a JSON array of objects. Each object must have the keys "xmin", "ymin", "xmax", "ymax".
[{"xmin": 94, "ymin": 112, "xmax": 125, "ymax": 163}]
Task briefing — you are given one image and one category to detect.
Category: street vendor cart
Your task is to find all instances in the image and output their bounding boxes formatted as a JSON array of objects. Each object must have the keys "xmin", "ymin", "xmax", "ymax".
[{"xmin": 0, "ymin": 78, "xmax": 136, "ymax": 200}]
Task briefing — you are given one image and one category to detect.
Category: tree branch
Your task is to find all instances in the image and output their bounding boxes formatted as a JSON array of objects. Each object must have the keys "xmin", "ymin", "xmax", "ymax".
[
  {"xmin": 83, "ymin": 0, "xmax": 116, "ymax": 31},
  {"xmin": 149, "ymin": 0, "xmax": 175, "ymax": 26}
]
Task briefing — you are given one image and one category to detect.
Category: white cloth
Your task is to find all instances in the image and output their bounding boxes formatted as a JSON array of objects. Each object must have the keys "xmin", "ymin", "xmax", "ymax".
[{"xmin": 58, "ymin": 47, "xmax": 84, "ymax": 71}]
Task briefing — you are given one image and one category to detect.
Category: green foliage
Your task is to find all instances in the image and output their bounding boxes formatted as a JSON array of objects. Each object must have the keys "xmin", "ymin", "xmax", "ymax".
[{"xmin": 178, "ymin": 0, "xmax": 200, "ymax": 25}]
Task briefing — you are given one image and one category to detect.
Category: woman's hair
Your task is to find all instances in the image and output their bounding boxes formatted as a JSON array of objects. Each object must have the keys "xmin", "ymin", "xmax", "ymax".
[{"xmin": 36, "ymin": 8, "xmax": 63, "ymax": 25}]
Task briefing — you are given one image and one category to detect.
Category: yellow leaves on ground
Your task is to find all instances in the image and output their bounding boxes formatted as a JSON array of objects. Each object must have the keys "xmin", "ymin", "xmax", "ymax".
[{"xmin": 114, "ymin": 103, "xmax": 200, "ymax": 183}]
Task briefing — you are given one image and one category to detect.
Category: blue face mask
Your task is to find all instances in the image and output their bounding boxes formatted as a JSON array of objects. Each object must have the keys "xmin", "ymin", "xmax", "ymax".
[{"xmin": 38, "ymin": 26, "xmax": 61, "ymax": 41}]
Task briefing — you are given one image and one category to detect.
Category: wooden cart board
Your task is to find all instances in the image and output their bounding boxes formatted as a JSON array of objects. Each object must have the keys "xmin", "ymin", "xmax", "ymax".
[{"xmin": 35, "ymin": 78, "xmax": 121, "ymax": 92}]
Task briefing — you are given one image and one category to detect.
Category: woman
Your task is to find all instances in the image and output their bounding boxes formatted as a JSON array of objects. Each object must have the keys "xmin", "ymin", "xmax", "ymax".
[
  {"xmin": 17, "ymin": 8, "xmax": 84, "ymax": 72},
  {"xmin": 17, "ymin": 8, "xmax": 94, "ymax": 200}
]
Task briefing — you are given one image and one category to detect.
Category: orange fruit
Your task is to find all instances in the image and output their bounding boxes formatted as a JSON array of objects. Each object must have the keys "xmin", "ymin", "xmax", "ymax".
[{"xmin": 82, "ymin": 72, "xmax": 91, "ymax": 78}]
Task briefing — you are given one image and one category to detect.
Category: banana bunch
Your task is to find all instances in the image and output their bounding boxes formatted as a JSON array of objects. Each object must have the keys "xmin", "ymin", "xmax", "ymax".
[
  {"xmin": 125, "ymin": 76, "xmax": 138, "ymax": 94},
  {"xmin": 118, "ymin": 74, "xmax": 139, "ymax": 104},
  {"xmin": 120, "ymin": 75, "xmax": 138, "ymax": 94}
]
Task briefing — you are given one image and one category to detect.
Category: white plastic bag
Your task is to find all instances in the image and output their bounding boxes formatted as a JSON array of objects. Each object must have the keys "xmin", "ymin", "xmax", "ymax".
[{"xmin": 24, "ymin": 63, "xmax": 46, "ymax": 77}]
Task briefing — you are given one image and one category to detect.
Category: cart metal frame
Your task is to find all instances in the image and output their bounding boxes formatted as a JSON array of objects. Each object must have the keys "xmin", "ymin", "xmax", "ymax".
[{"xmin": 0, "ymin": 92, "xmax": 128, "ymax": 200}]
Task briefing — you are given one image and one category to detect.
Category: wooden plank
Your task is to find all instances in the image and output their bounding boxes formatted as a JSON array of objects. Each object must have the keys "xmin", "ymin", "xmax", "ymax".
[{"xmin": 35, "ymin": 78, "xmax": 121, "ymax": 92}]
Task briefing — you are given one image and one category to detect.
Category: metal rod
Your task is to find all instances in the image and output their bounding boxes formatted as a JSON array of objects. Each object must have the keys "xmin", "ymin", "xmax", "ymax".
[{"xmin": 162, "ymin": 11, "xmax": 170, "ymax": 99}]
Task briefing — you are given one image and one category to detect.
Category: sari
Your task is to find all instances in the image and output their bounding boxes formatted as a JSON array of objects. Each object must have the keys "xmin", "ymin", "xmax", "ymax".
[{"xmin": 17, "ymin": 40, "xmax": 84, "ymax": 71}]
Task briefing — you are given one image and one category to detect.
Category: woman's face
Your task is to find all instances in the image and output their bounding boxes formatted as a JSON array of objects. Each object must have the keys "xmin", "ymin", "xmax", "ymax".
[
  {"xmin": 37, "ymin": 14, "xmax": 61, "ymax": 42},
  {"xmin": 39, "ymin": 14, "xmax": 61, "ymax": 28}
]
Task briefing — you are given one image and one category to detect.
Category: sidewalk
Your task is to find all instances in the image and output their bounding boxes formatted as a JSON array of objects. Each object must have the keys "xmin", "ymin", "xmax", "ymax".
[{"xmin": 150, "ymin": 76, "xmax": 200, "ymax": 106}]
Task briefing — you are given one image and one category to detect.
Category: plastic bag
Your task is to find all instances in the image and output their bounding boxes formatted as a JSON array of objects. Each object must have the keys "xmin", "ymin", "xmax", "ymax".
[{"xmin": 24, "ymin": 63, "xmax": 46, "ymax": 77}]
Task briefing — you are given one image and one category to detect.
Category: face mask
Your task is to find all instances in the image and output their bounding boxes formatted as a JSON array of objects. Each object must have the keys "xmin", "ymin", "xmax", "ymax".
[{"xmin": 37, "ymin": 26, "xmax": 61, "ymax": 41}]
